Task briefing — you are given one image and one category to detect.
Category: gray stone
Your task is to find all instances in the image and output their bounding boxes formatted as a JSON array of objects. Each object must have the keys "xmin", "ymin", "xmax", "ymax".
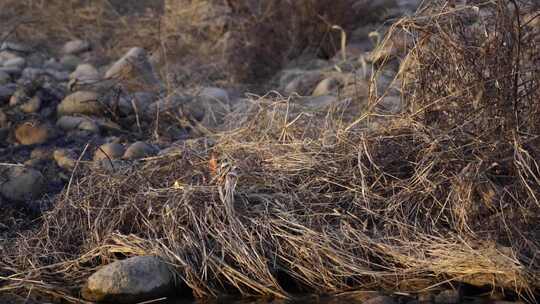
[
  {"xmin": 0, "ymin": 70, "xmax": 11, "ymax": 85},
  {"xmin": 56, "ymin": 116, "xmax": 99, "ymax": 133},
  {"xmin": 46, "ymin": 69, "xmax": 70, "ymax": 82},
  {"xmin": 0, "ymin": 167, "xmax": 46, "ymax": 202},
  {"xmin": 118, "ymin": 91, "xmax": 155, "ymax": 115},
  {"xmin": 53, "ymin": 149, "xmax": 77, "ymax": 170},
  {"xmin": 0, "ymin": 110, "xmax": 7, "ymax": 128},
  {"xmin": 78, "ymin": 119, "xmax": 100, "ymax": 133},
  {"xmin": 9, "ymin": 89, "xmax": 29, "ymax": 107},
  {"xmin": 60, "ymin": 55, "xmax": 81, "ymax": 71},
  {"xmin": 19, "ymin": 96, "xmax": 42, "ymax": 113},
  {"xmin": 21, "ymin": 68, "xmax": 46, "ymax": 81},
  {"xmin": 94, "ymin": 143, "xmax": 125, "ymax": 162},
  {"xmin": 364, "ymin": 296, "xmax": 396, "ymax": 304},
  {"xmin": 44, "ymin": 58, "xmax": 66, "ymax": 71},
  {"xmin": 434, "ymin": 290, "xmax": 461, "ymax": 304},
  {"xmin": 30, "ymin": 147, "xmax": 53, "ymax": 161},
  {"xmin": 0, "ymin": 51, "xmax": 18, "ymax": 63},
  {"xmin": 81, "ymin": 256, "xmax": 175, "ymax": 304},
  {"xmin": 62, "ymin": 39, "xmax": 91, "ymax": 55},
  {"xmin": 3, "ymin": 57, "xmax": 25, "ymax": 69},
  {"xmin": 123, "ymin": 141, "xmax": 156, "ymax": 160},
  {"xmin": 0, "ymin": 67, "xmax": 22, "ymax": 77},
  {"xmin": 70, "ymin": 63, "xmax": 99, "ymax": 81},
  {"xmin": 0, "ymin": 42, "xmax": 32, "ymax": 53},
  {"xmin": 0, "ymin": 84, "xmax": 16, "ymax": 104},
  {"xmin": 57, "ymin": 91, "xmax": 102, "ymax": 116}
]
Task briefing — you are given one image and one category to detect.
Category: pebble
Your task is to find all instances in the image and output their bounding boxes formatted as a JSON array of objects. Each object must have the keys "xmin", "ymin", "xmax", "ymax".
[
  {"xmin": 434, "ymin": 290, "xmax": 461, "ymax": 304},
  {"xmin": 0, "ymin": 42, "xmax": 32, "ymax": 53},
  {"xmin": 0, "ymin": 84, "xmax": 16, "ymax": 104},
  {"xmin": 93, "ymin": 143, "xmax": 125, "ymax": 162},
  {"xmin": 364, "ymin": 296, "xmax": 397, "ymax": 304},
  {"xmin": 20, "ymin": 96, "xmax": 42, "ymax": 113},
  {"xmin": 56, "ymin": 115, "xmax": 99, "ymax": 133},
  {"xmin": 123, "ymin": 141, "xmax": 156, "ymax": 160},
  {"xmin": 0, "ymin": 70, "xmax": 11, "ymax": 85},
  {"xmin": 30, "ymin": 147, "xmax": 53, "ymax": 161},
  {"xmin": 0, "ymin": 66, "xmax": 22, "ymax": 77},
  {"xmin": 53, "ymin": 149, "xmax": 77, "ymax": 170},
  {"xmin": 0, "ymin": 109, "xmax": 7, "ymax": 128},
  {"xmin": 9, "ymin": 89, "xmax": 30, "ymax": 107},
  {"xmin": 70, "ymin": 63, "xmax": 99, "ymax": 81},
  {"xmin": 62, "ymin": 39, "xmax": 91, "ymax": 55},
  {"xmin": 117, "ymin": 91, "xmax": 155, "ymax": 115},
  {"xmin": 60, "ymin": 54, "xmax": 81, "ymax": 71},
  {"xmin": 0, "ymin": 167, "xmax": 46, "ymax": 202},
  {"xmin": 21, "ymin": 67, "xmax": 46, "ymax": 81},
  {"xmin": 0, "ymin": 51, "xmax": 18, "ymax": 63},
  {"xmin": 14, "ymin": 121, "xmax": 55, "ymax": 145},
  {"xmin": 57, "ymin": 91, "xmax": 102, "ymax": 116},
  {"xmin": 81, "ymin": 256, "xmax": 176, "ymax": 304},
  {"xmin": 3, "ymin": 57, "xmax": 26, "ymax": 69}
]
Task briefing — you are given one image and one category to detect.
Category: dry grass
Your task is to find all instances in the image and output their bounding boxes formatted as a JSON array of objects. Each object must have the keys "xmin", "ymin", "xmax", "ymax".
[{"xmin": 1, "ymin": 0, "xmax": 540, "ymax": 303}]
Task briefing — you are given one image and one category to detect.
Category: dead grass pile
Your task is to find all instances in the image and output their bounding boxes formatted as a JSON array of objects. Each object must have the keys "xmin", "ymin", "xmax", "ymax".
[{"xmin": 1, "ymin": 1, "xmax": 540, "ymax": 302}]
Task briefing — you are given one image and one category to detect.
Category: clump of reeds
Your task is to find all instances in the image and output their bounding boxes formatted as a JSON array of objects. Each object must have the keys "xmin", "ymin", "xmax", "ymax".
[{"xmin": 1, "ymin": 0, "xmax": 539, "ymax": 303}]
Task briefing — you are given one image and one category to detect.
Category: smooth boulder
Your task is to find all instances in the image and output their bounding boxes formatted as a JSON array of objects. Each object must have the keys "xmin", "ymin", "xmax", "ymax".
[
  {"xmin": 82, "ymin": 256, "xmax": 175, "ymax": 304},
  {"xmin": 0, "ymin": 167, "xmax": 46, "ymax": 202},
  {"xmin": 123, "ymin": 141, "xmax": 156, "ymax": 160},
  {"xmin": 14, "ymin": 121, "xmax": 55, "ymax": 145},
  {"xmin": 57, "ymin": 91, "xmax": 102, "ymax": 116}
]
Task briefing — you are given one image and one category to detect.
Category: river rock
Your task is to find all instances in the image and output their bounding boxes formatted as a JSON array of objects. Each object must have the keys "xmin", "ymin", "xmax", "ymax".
[
  {"xmin": 117, "ymin": 91, "xmax": 155, "ymax": 115},
  {"xmin": 57, "ymin": 91, "xmax": 102, "ymax": 116},
  {"xmin": 14, "ymin": 121, "xmax": 55, "ymax": 145},
  {"xmin": 123, "ymin": 141, "xmax": 156, "ymax": 160},
  {"xmin": 81, "ymin": 256, "xmax": 175, "ymax": 304},
  {"xmin": 0, "ymin": 51, "xmax": 18, "ymax": 63},
  {"xmin": 94, "ymin": 143, "xmax": 125, "ymax": 162},
  {"xmin": 53, "ymin": 149, "xmax": 77, "ymax": 170},
  {"xmin": 70, "ymin": 64, "xmax": 99, "ymax": 81},
  {"xmin": 3, "ymin": 57, "xmax": 26, "ymax": 69},
  {"xmin": 20, "ymin": 96, "xmax": 42, "ymax": 113},
  {"xmin": 56, "ymin": 116, "xmax": 100, "ymax": 133},
  {"xmin": 0, "ymin": 110, "xmax": 7, "ymax": 128},
  {"xmin": 0, "ymin": 42, "xmax": 32, "ymax": 53},
  {"xmin": 60, "ymin": 54, "xmax": 81, "ymax": 71},
  {"xmin": 434, "ymin": 290, "xmax": 461, "ymax": 304},
  {"xmin": 0, "ymin": 84, "xmax": 16, "ymax": 104},
  {"xmin": 364, "ymin": 296, "xmax": 396, "ymax": 304},
  {"xmin": 312, "ymin": 77, "xmax": 341, "ymax": 96},
  {"xmin": 62, "ymin": 39, "xmax": 91, "ymax": 55},
  {"xmin": 0, "ymin": 70, "xmax": 11, "ymax": 85},
  {"xmin": 0, "ymin": 167, "xmax": 46, "ymax": 202},
  {"xmin": 9, "ymin": 88, "xmax": 30, "ymax": 107}
]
